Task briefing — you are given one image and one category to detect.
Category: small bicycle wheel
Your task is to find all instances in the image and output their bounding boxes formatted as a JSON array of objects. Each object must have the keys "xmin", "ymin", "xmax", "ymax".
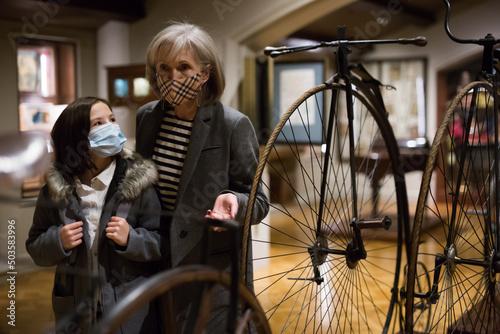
[
  {"xmin": 243, "ymin": 82, "xmax": 410, "ymax": 333},
  {"xmin": 406, "ymin": 81, "xmax": 500, "ymax": 333},
  {"xmin": 95, "ymin": 265, "xmax": 271, "ymax": 334}
]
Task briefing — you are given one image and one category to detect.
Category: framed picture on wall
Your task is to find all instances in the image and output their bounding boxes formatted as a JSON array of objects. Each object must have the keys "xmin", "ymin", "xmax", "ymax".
[
  {"xmin": 272, "ymin": 62, "xmax": 324, "ymax": 144},
  {"xmin": 17, "ymin": 49, "xmax": 42, "ymax": 94},
  {"xmin": 16, "ymin": 38, "xmax": 76, "ymax": 198},
  {"xmin": 362, "ymin": 58, "xmax": 427, "ymax": 139}
]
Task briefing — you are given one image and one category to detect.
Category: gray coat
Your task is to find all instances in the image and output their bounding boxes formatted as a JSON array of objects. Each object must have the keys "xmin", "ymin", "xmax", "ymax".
[
  {"xmin": 136, "ymin": 100, "xmax": 268, "ymax": 268},
  {"xmin": 26, "ymin": 149, "xmax": 163, "ymax": 334},
  {"xmin": 136, "ymin": 101, "xmax": 269, "ymax": 332}
]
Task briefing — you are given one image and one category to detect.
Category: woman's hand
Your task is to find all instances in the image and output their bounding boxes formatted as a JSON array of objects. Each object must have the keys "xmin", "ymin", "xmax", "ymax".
[
  {"xmin": 212, "ymin": 193, "xmax": 238, "ymax": 219},
  {"xmin": 205, "ymin": 193, "xmax": 238, "ymax": 232},
  {"xmin": 60, "ymin": 221, "xmax": 83, "ymax": 251},
  {"xmin": 106, "ymin": 216, "xmax": 130, "ymax": 246}
]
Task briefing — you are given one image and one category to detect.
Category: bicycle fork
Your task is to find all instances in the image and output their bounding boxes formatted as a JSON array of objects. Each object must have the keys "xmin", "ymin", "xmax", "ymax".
[
  {"xmin": 302, "ymin": 26, "xmax": 394, "ymax": 284},
  {"xmin": 290, "ymin": 216, "xmax": 392, "ymax": 285}
]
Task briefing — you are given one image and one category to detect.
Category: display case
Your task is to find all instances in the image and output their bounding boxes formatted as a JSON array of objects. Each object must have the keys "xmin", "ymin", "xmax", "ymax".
[{"xmin": 107, "ymin": 64, "xmax": 157, "ymax": 108}]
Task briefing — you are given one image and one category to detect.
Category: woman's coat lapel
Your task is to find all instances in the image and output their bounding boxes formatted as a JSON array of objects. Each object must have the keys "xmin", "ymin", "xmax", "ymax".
[{"xmin": 175, "ymin": 104, "xmax": 213, "ymax": 208}]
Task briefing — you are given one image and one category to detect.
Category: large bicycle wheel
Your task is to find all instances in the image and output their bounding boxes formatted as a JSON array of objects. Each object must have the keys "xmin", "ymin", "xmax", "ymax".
[
  {"xmin": 243, "ymin": 82, "xmax": 410, "ymax": 333},
  {"xmin": 406, "ymin": 81, "xmax": 500, "ymax": 333}
]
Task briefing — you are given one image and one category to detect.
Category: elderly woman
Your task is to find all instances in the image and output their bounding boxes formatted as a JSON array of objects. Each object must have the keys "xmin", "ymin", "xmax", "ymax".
[{"xmin": 135, "ymin": 22, "xmax": 269, "ymax": 332}]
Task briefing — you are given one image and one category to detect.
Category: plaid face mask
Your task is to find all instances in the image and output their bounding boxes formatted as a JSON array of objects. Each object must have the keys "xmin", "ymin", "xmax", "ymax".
[{"xmin": 156, "ymin": 72, "xmax": 203, "ymax": 107}]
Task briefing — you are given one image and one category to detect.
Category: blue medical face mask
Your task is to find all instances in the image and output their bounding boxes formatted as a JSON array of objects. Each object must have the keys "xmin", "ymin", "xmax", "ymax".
[{"xmin": 88, "ymin": 122, "xmax": 126, "ymax": 157}]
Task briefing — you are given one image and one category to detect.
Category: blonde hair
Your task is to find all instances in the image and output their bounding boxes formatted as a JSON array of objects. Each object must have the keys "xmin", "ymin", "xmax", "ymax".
[{"xmin": 146, "ymin": 22, "xmax": 225, "ymax": 105}]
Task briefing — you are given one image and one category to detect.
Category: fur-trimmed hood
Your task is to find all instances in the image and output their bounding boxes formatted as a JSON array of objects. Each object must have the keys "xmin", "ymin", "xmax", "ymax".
[{"xmin": 46, "ymin": 148, "xmax": 158, "ymax": 204}]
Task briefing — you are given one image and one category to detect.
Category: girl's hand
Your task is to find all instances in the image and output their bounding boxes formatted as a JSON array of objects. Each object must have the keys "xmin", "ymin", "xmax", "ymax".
[
  {"xmin": 60, "ymin": 221, "xmax": 83, "ymax": 251},
  {"xmin": 106, "ymin": 216, "xmax": 130, "ymax": 246}
]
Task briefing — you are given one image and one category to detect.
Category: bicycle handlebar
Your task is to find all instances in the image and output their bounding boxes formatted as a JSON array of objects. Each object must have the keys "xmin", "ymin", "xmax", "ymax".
[
  {"xmin": 264, "ymin": 36, "xmax": 427, "ymax": 58},
  {"xmin": 443, "ymin": 0, "xmax": 500, "ymax": 46}
]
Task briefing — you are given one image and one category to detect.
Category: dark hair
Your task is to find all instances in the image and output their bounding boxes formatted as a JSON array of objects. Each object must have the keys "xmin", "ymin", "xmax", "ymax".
[{"xmin": 51, "ymin": 96, "xmax": 113, "ymax": 178}]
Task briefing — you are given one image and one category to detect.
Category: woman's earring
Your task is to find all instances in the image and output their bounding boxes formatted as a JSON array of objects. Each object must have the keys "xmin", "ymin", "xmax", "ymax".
[{"xmin": 197, "ymin": 87, "xmax": 203, "ymax": 107}]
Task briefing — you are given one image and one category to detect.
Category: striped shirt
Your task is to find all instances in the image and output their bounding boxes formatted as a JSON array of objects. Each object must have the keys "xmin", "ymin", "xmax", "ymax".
[{"xmin": 152, "ymin": 109, "xmax": 193, "ymax": 210}]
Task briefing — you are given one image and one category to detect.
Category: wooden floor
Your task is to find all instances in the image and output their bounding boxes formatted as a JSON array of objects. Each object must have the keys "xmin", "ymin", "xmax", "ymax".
[
  {"xmin": 0, "ymin": 255, "xmax": 411, "ymax": 334},
  {"xmin": 0, "ymin": 268, "xmax": 55, "ymax": 334},
  {"xmin": 0, "ymin": 249, "xmax": 415, "ymax": 333},
  {"xmin": 0, "ymin": 203, "xmax": 432, "ymax": 334}
]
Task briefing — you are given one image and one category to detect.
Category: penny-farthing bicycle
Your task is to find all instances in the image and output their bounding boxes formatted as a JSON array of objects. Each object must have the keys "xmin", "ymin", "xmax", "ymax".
[
  {"xmin": 405, "ymin": 1, "xmax": 500, "ymax": 333},
  {"xmin": 242, "ymin": 26, "xmax": 427, "ymax": 333}
]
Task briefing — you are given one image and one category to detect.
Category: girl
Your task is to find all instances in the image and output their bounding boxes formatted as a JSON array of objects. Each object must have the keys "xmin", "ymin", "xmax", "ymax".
[{"xmin": 26, "ymin": 96, "xmax": 163, "ymax": 334}]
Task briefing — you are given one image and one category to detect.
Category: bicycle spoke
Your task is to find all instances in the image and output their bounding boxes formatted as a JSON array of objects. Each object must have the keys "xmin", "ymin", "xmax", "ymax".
[{"xmin": 246, "ymin": 83, "xmax": 408, "ymax": 333}]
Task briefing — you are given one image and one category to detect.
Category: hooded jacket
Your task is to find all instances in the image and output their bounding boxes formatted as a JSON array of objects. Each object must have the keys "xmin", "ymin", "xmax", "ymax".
[{"xmin": 26, "ymin": 149, "xmax": 163, "ymax": 334}]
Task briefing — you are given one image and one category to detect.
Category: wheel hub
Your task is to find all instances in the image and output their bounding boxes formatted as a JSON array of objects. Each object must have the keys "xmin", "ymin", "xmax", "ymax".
[
  {"xmin": 489, "ymin": 249, "xmax": 497, "ymax": 283},
  {"xmin": 346, "ymin": 239, "xmax": 365, "ymax": 269},
  {"xmin": 346, "ymin": 240, "xmax": 357, "ymax": 269},
  {"xmin": 310, "ymin": 235, "xmax": 329, "ymax": 266},
  {"xmin": 446, "ymin": 244, "xmax": 457, "ymax": 275}
]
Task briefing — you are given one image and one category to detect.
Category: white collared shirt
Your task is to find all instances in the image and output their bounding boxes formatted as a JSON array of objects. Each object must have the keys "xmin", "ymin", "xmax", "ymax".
[{"xmin": 75, "ymin": 160, "xmax": 116, "ymax": 275}]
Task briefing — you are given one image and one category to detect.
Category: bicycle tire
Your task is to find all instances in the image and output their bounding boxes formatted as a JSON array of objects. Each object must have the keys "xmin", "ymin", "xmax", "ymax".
[
  {"xmin": 400, "ymin": 261, "xmax": 431, "ymax": 333},
  {"xmin": 243, "ymin": 82, "xmax": 410, "ymax": 333},
  {"xmin": 95, "ymin": 265, "xmax": 271, "ymax": 334},
  {"xmin": 405, "ymin": 81, "xmax": 500, "ymax": 333}
]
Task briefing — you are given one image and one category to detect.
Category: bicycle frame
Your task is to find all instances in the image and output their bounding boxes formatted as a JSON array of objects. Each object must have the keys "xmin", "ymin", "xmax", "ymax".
[
  {"xmin": 260, "ymin": 28, "xmax": 426, "ymax": 261},
  {"xmin": 443, "ymin": 2, "xmax": 500, "ymax": 249}
]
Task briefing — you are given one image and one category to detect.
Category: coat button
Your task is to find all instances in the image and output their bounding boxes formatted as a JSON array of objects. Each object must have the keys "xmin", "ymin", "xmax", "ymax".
[{"xmin": 179, "ymin": 230, "xmax": 188, "ymax": 239}]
